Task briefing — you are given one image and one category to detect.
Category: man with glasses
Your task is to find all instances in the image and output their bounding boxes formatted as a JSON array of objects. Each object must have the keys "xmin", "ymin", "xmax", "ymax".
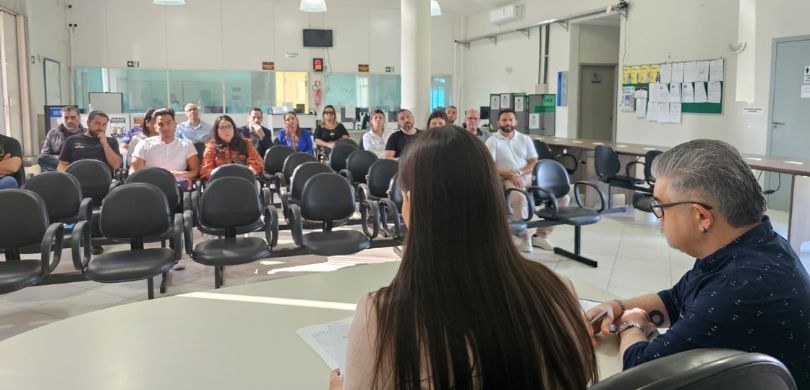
[
  {"xmin": 175, "ymin": 103, "xmax": 212, "ymax": 144},
  {"xmin": 463, "ymin": 108, "xmax": 489, "ymax": 142},
  {"xmin": 585, "ymin": 139, "xmax": 810, "ymax": 388}
]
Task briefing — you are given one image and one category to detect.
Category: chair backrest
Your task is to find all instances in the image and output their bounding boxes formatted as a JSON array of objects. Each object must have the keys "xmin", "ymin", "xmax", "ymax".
[
  {"xmin": 282, "ymin": 152, "xmax": 318, "ymax": 182},
  {"xmin": 300, "ymin": 173, "xmax": 355, "ymax": 222},
  {"xmin": 23, "ymin": 172, "xmax": 83, "ymax": 223},
  {"xmin": 65, "ymin": 159, "xmax": 113, "ymax": 206},
  {"xmin": 264, "ymin": 145, "xmax": 295, "ymax": 175},
  {"xmin": 290, "ymin": 162, "xmax": 333, "ymax": 200},
  {"xmin": 534, "ymin": 159, "xmax": 571, "ymax": 199},
  {"xmin": 589, "ymin": 349, "xmax": 797, "ymax": 390},
  {"xmin": 193, "ymin": 142, "xmax": 206, "ymax": 158},
  {"xmin": 387, "ymin": 173, "xmax": 404, "ymax": 212},
  {"xmin": 366, "ymin": 159, "xmax": 398, "ymax": 198},
  {"xmin": 533, "ymin": 139, "xmax": 556, "ymax": 160},
  {"xmin": 126, "ymin": 167, "xmax": 181, "ymax": 211},
  {"xmin": 209, "ymin": 163, "xmax": 256, "ymax": 184},
  {"xmin": 0, "ymin": 189, "xmax": 49, "ymax": 250},
  {"xmin": 644, "ymin": 149, "xmax": 664, "ymax": 183},
  {"xmin": 345, "ymin": 150, "xmax": 378, "ymax": 184},
  {"xmin": 328, "ymin": 143, "xmax": 359, "ymax": 171},
  {"xmin": 199, "ymin": 177, "xmax": 262, "ymax": 230},
  {"xmin": 594, "ymin": 145, "xmax": 621, "ymax": 179},
  {"xmin": 99, "ymin": 183, "xmax": 171, "ymax": 241},
  {"xmin": 335, "ymin": 138, "xmax": 358, "ymax": 147}
]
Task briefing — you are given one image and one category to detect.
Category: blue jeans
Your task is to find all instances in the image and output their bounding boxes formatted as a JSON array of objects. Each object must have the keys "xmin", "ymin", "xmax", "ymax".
[
  {"xmin": 0, "ymin": 176, "xmax": 19, "ymax": 190},
  {"xmin": 37, "ymin": 154, "xmax": 59, "ymax": 172}
]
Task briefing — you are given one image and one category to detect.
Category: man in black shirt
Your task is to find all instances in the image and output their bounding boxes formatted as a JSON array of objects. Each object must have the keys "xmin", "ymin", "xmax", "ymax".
[
  {"xmin": 383, "ymin": 109, "xmax": 418, "ymax": 159},
  {"xmin": 0, "ymin": 133, "xmax": 23, "ymax": 189},
  {"xmin": 238, "ymin": 107, "xmax": 274, "ymax": 157},
  {"xmin": 57, "ymin": 111, "xmax": 122, "ymax": 173}
]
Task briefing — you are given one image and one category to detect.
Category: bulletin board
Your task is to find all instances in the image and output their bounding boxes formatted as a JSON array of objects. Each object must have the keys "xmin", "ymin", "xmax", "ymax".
[{"xmin": 620, "ymin": 59, "xmax": 724, "ymax": 119}]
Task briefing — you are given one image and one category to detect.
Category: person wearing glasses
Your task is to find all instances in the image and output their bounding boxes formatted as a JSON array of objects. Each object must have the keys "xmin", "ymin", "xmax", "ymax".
[
  {"xmin": 585, "ymin": 139, "xmax": 810, "ymax": 388},
  {"xmin": 200, "ymin": 115, "xmax": 263, "ymax": 180},
  {"xmin": 313, "ymin": 105, "xmax": 349, "ymax": 158},
  {"xmin": 463, "ymin": 107, "xmax": 489, "ymax": 142},
  {"xmin": 175, "ymin": 103, "xmax": 212, "ymax": 144}
]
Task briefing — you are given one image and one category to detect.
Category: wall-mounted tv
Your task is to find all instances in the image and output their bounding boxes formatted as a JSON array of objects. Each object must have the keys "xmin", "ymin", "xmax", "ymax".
[{"xmin": 303, "ymin": 29, "xmax": 333, "ymax": 48}]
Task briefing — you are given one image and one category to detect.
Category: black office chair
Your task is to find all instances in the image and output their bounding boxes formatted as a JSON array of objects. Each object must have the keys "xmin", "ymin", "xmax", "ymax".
[
  {"xmin": 70, "ymin": 183, "xmax": 182, "ymax": 299},
  {"xmin": 65, "ymin": 159, "xmax": 117, "ymax": 207},
  {"xmin": 23, "ymin": 171, "xmax": 93, "ymax": 243},
  {"xmin": 207, "ymin": 163, "xmax": 270, "ymax": 206},
  {"xmin": 594, "ymin": 145, "xmax": 650, "ymax": 211},
  {"xmin": 526, "ymin": 159, "xmax": 605, "ymax": 268},
  {"xmin": 261, "ymin": 145, "xmax": 294, "ymax": 203},
  {"xmin": 126, "ymin": 167, "xmax": 193, "ymax": 256},
  {"xmin": 0, "ymin": 190, "xmax": 63, "ymax": 294},
  {"xmin": 191, "ymin": 176, "xmax": 275, "ymax": 288},
  {"xmin": 280, "ymin": 161, "xmax": 334, "ymax": 224},
  {"xmin": 335, "ymin": 138, "xmax": 358, "ymax": 147},
  {"xmin": 534, "ymin": 139, "xmax": 579, "ymax": 174},
  {"xmin": 276, "ymin": 152, "xmax": 318, "ymax": 190},
  {"xmin": 328, "ymin": 143, "xmax": 359, "ymax": 172},
  {"xmin": 378, "ymin": 173, "xmax": 405, "ymax": 240},
  {"xmin": 339, "ymin": 150, "xmax": 378, "ymax": 185},
  {"xmin": 628, "ymin": 149, "xmax": 663, "ymax": 213},
  {"xmin": 357, "ymin": 159, "xmax": 398, "ymax": 202},
  {"xmin": 590, "ymin": 349, "xmax": 797, "ymax": 390}
]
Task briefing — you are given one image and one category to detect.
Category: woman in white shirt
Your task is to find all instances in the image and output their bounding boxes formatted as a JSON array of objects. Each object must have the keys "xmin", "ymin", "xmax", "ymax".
[{"xmin": 362, "ymin": 109, "xmax": 393, "ymax": 158}]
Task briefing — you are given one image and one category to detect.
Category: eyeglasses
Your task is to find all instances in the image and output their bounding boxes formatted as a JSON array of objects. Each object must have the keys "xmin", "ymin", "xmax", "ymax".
[
  {"xmin": 323, "ymin": 111, "xmax": 335, "ymax": 115},
  {"xmin": 649, "ymin": 198, "xmax": 713, "ymax": 218}
]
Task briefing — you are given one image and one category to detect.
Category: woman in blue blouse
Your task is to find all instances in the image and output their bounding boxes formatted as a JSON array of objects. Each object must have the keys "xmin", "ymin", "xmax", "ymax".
[{"xmin": 276, "ymin": 111, "xmax": 313, "ymax": 154}]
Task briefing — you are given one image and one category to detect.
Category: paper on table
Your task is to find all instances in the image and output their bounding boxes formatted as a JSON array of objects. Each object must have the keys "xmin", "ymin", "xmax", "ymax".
[
  {"xmin": 707, "ymin": 81, "xmax": 722, "ymax": 103},
  {"xmin": 671, "ymin": 62, "xmax": 685, "ymax": 83},
  {"xmin": 579, "ymin": 298, "xmax": 602, "ymax": 311},
  {"xmin": 669, "ymin": 103, "xmax": 682, "ymax": 124},
  {"xmin": 694, "ymin": 82, "xmax": 708, "ymax": 103},
  {"xmin": 684, "ymin": 62, "xmax": 698, "ymax": 83},
  {"xmin": 709, "ymin": 59, "xmax": 724, "ymax": 81},
  {"xmin": 659, "ymin": 63, "xmax": 672, "ymax": 84},
  {"xmin": 697, "ymin": 61, "xmax": 710, "ymax": 82},
  {"xmin": 297, "ymin": 316, "xmax": 354, "ymax": 373},
  {"xmin": 669, "ymin": 83, "xmax": 681, "ymax": 103},
  {"xmin": 636, "ymin": 98, "xmax": 647, "ymax": 118},
  {"xmin": 682, "ymin": 83, "xmax": 695, "ymax": 103}
]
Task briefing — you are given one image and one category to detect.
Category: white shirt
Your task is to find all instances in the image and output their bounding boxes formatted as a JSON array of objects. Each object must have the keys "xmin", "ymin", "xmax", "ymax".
[
  {"xmin": 362, "ymin": 128, "xmax": 394, "ymax": 158},
  {"xmin": 131, "ymin": 136, "xmax": 198, "ymax": 171},
  {"xmin": 485, "ymin": 130, "xmax": 538, "ymax": 171}
]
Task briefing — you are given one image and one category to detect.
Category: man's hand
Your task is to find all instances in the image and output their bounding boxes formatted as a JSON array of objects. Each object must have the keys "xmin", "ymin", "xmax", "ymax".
[
  {"xmin": 585, "ymin": 301, "xmax": 624, "ymax": 336},
  {"xmin": 329, "ymin": 368, "xmax": 344, "ymax": 390},
  {"xmin": 617, "ymin": 308, "xmax": 659, "ymax": 339},
  {"xmin": 97, "ymin": 131, "xmax": 108, "ymax": 144},
  {"xmin": 251, "ymin": 125, "xmax": 265, "ymax": 138}
]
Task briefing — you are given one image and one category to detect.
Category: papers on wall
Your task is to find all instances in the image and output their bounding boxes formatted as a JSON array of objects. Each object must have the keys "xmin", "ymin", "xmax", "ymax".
[
  {"xmin": 671, "ymin": 62, "xmax": 685, "ymax": 83},
  {"xmin": 634, "ymin": 89, "xmax": 648, "ymax": 100},
  {"xmin": 684, "ymin": 62, "xmax": 699, "ymax": 83},
  {"xmin": 500, "ymin": 94, "xmax": 512, "ymax": 109},
  {"xmin": 659, "ymin": 63, "xmax": 672, "ymax": 84},
  {"xmin": 514, "ymin": 95, "xmax": 525, "ymax": 112},
  {"xmin": 669, "ymin": 103, "xmax": 682, "ymax": 123},
  {"xmin": 646, "ymin": 100, "xmax": 657, "ymax": 121},
  {"xmin": 529, "ymin": 113, "xmax": 541, "ymax": 129},
  {"xmin": 629, "ymin": 66, "xmax": 641, "ymax": 84},
  {"xmin": 656, "ymin": 103, "xmax": 669, "ymax": 122},
  {"xmin": 694, "ymin": 82, "xmax": 708, "ymax": 103},
  {"xmin": 490, "ymin": 95, "xmax": 500, "ymax": 110},
  {"xmin": 802, "ymin": 85, "xmax": 810, "ymax": 99},
  {"xmin": 707, "ymin": 81, "xmax": 723, "ymax": 103},
  {"xmin": 638, "ymin": 65, "xmax": 651, "ymax": 84},
  {"xmin": 650, "ymin": 83, "xmax": 669, "ymax": 103},
  {"xmin": 297, "ymin": 316, "xmax": 353, "ymax": 373},
  {"xmin": 620, "ymin": 86, "xmax": 635, "ymax": 112},
  {"xmin": 697, "ymin": 60, "xmax": 711, "ymax": 82},
  {"xmin": 649, "ymin": 64, "xmax": 661, "ymax": 83},
  {"xmin": 682, "ymin": 83, "xmax": 695, "ymax": 103},
  {"xmin": 636, "ymin": 98, "xmax": 647, "ymax": 118},
  {"xmin": 669, "ymin": 83, "xmax": 682, "ymax": 103},
  {"xmin": 709, "ymin": 59, "xmax": 724, "ymax": 82}
]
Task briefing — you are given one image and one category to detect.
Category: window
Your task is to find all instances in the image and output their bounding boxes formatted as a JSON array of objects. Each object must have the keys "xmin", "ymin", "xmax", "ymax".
[{"xmin": 430, "ymin": 75, "xmax": 452, "ymax": 111}]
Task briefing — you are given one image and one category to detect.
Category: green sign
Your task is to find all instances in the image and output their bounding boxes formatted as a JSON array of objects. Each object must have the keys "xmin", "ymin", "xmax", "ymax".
[{"xmin": 126, "ymin": 60, "xmax": 140, "ymax": 68}]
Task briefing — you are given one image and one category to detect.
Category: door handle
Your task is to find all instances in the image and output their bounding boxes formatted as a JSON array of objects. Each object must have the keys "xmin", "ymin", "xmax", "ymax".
[{"xmin": 772, "ymin": 121, "xmax": 786, "ymax": 127}]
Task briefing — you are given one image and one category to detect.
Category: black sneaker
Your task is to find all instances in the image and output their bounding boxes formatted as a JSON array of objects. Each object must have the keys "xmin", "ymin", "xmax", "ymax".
[{"xmin": 91, "ymin": 245, "xmax": 104, "ymax": 255}]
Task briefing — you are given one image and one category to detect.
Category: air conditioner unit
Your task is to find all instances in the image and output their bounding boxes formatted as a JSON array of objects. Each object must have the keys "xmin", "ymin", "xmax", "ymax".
[{"xmin": 489, "ymin": 3, "xmax": 523, "ymax": 25}]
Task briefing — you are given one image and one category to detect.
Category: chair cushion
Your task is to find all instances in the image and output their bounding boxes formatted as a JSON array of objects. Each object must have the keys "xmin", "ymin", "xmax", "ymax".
[
  {"xmin": 192, "ymin": 237, "xmax": 271, "ymax": 266},
  {"xmin": 197, "ymin": 219, "xmax": 264, "ymax": 237},
  {"xmin": 85, "ymin": 248, "xmax": 176, "ymax": 283},
  {"xmin": 302, "ymin": 230, "xmax": 370, "ymax": 256},
  {"xmin": 536, "ymin": 207, "xmax": 601, "ymax": 226},
  {"xmin": 0, "ymin": 261, "xmax": 43, "ymax": 294}
]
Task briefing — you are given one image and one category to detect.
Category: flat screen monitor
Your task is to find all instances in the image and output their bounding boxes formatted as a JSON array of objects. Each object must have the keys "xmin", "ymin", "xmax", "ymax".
[
  {"xmin": 480, "ymin": 106, "xmax": 490, "ymax": 120},
  {"xmin": 303, "ymin": 29, "xmax": 333, "ymax": 48}
]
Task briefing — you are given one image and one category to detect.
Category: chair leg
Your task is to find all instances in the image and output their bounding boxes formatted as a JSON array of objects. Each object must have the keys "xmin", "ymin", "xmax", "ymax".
[
  {"xmin": 214, "ymin": 266, "xmax": 223, "ymax": 289},
  {"xmin": 160, "ymin": 271, "xmax": 168, "ymax": 294},
  {"xmin": 553, "ymin": 226, "xmax": 598, "ymax": 268},
  {"xmin": 147, "ymin": 277, "xmax": 155, "ymax": 299}
]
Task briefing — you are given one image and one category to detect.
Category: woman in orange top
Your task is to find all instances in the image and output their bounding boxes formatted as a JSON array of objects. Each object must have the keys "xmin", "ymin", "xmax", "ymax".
[{"xmin": 200, "ymin": 115, "xmax": 263, "ymax": 180}]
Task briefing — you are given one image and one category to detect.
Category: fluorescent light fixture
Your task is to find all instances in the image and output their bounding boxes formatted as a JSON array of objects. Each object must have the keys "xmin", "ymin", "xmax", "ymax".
[
  {"xmin": 431, "ymin": 0, "xmax": 442, "ymax": 16},
  {"xmin": 300, "ymin": 0, "xmax": 327, "ymax": 12},
  {"xmin": 153, "ymin": 0, "xmax": 186, "ymax": 5}
]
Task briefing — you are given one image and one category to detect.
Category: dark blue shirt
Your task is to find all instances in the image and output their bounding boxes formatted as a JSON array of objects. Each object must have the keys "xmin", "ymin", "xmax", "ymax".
[{"xmin": 624, "ymin": 217, "xmax": 810, "ymax": 388}]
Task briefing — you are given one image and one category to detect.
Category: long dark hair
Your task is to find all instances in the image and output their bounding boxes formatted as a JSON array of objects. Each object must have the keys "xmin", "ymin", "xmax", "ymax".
[
  {"xmin": 142, "ymin": 107, "xmax": 158, "ymax": 137},
  {"xmin": 212, "ymin": 115, "xmax": 247, "ymax": 156},
  {"xmin": 372, "ymin": 126, "xmax": 597, "ymax": 389},
  {"xmin": 426, "ymin": 110, "xmax": 449, "ymax": 129}
]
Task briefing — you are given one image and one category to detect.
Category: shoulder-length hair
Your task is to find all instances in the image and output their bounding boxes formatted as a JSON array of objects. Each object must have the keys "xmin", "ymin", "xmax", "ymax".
[
  {"xmin": 372, "ymin": 126, "xmax": 597, "ymax": 389},
  {"xmin": 284, "ymin": 111, "xmax": 301, "ymax": 143},
  {"xmin": 212, "ymin": 115, "xmax": 247, "ymax": 156}
]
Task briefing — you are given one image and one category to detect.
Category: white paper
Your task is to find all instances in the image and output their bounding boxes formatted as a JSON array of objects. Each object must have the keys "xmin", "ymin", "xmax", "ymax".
[
  {"xmin": 742, "ymin": 107, "xmax": 765, "ymax": 115},
  {"xmin": 646, "ymin": 100, "xmax": 657, "ymax": 122},
  {"xmin": 529, "ymin": 113, "xmax": 540, "ymax": 129},
  {"xmin": 707, "ymin": 81, "xmax": 722, "ymax": 103},
  {"xmin": 682, "ymin": 83, "xmax": 695, "ymax": 103},
  {"xmin": 514, "ymin": 96, "xmax": 525, "ymax": 112},
  {"xmin": 500, "ymin": 93, "xmax": 512, "ymax": 109},
  {"xmin": 659, "ymin": 63, "xmax": 672, "ymax": 84},
  {"xmin": 709, "ymin": 59, "xmax": 724, "ymax": 81},
  {"xmin": 657, "ymin": 103, "xmax": 670, "ymax": 122},
  {"xmin": 490, "ymin": 95, "xmax": 500, "ymax": 110},
  {"xmin": 697, "ymin": 61, "xmax": 711, "ymax": 82},
  {"xmin": 669, "ymin": 83, "xmax": 681, "ymax": 103},
  {"xmin": 636, "ymin": 98, "xmax": 647, "ymax": 118},
  {"xmin": 579, "ymin": 299, "xmax": 601, "ymax": 311},
  {"xmin": 684, "ymin": 62, "xmax": 698, "ymax": 83},
  {"xmin": 634, "ymin": 89, "xmax": 648, "ymax": 99},
  {"xmin": 297, "ymin": 317, "xmax": 353, "ymax": 373},
  {"xmin": 653, "ymin": 83, "xmax": 670, "ymax": 103},
  {"xmin": 621, "ymin": 86, "xmax": 635, "ymax": 112},
  {"xmin": 669, "ymin": 103, "xmax": 682, "ymax": 123},
  {"xmin": 802, "ymin": 85, "xmax": 810, "ymax": 99},
  {"xmin": 671, "ymin": 63, "xmax": 685, "ymax": 83},
  {"xmin": 694, "ymin": 82, "xmax": 708, "ymax": 103}
]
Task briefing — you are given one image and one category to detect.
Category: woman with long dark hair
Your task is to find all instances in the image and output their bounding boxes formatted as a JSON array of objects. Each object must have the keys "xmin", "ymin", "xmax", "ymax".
[
  {"xmin": 331, "ymin": 126, "xmax": 598, "ymax": 389},
  {"xmin": 200, "ymin": 115, "xmax": 263, "ymax": 179}
]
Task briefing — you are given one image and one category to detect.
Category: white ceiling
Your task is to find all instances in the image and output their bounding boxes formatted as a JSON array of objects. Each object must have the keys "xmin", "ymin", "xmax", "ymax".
[{"xmin": 315, "ymin": 0, "xmax": 515, "ymax": 17}]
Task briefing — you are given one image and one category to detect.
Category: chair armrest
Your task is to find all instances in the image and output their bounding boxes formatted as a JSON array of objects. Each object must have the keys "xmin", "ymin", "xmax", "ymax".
[
  {"xmin": 263, "ymin": 205, "xmax": 280, "ymax": 248},
  {"xmin": 379, "ymin": 198, "xmax": 403, "ymax": 239},
  {"xmin": 526, "ymin": 185, "xmax": 559, "ymax": 218},
  {"xmin": 40, "ymin": 223, "xmax": 64, "ymax": 275},
  {"xmin": 274, "ymin": 172, "xmax": 286, "ymax": 188},
  {"xmin": 109, "ymin": 179, "xmax": 120, "ymax": 192},
  {"xmin": 556, "ymin": 153, "xmax": 579, "ymax": 174},
  {"xmin": 573, "ymin": 181, "xmax": 606, "ymax": 213},
  {"xmin": 625, "ymin": 160, "xmax": 646, "ymax": 182},
  {"xmin": 182, "ymin": 210, "xmax": 193, "ymax": 255},
  {"xmin": 357, "ymin": 183, "xmax": 370, "ymax": 202},
  {"xmin": 182, "ymin": 191, "xmax": 192, "ymax": 212},
  {"xmin": 78, "ymin": 197, "xmax": 93, "ymax": 221},
  {"xmin": 505, "ymin": 188, "xmax": 535, "ymax": 222},
  {"xmin": 288, "ymin": 204, "xmax": 304, "ymax": 247},
  {"xmin": 171, "ymin": 213, "xmax": 183, "ymax": 260},
  {"xmin": 261, "ymin": 187, "xmax": 272, "ymax": 207},
  {"xmin": 360, "ymin": 200, "xmax": 380, "ymax": 239},
  {"xmin": 338, "ymin": 169, "xmax": 353, "ymax": 184},
  {"xmin": 191, "ymin": 190, "xmax": 201, "ymax": 227},
  {"xmin": 70, "ymin": 220, "xmax": 92, "ymax": 270},
  {"xmin": 280, "ymin": 193, "xmax": 291, "ymax": 221}
]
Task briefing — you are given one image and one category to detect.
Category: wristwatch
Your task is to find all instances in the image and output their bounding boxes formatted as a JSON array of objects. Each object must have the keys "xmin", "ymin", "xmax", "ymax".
[{"xmin": 614, "ymin": 320, "xmax": 644, "ymax": 335}]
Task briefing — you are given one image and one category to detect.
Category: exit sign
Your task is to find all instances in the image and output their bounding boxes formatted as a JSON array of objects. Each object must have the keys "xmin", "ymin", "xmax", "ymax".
[
  {"xmin": 385, "ymin": 66, "xmax": 395, "ymax": 73},
  {"xmin": 126, "ymin": 60, "xmax": 140, "ymax": 68}
]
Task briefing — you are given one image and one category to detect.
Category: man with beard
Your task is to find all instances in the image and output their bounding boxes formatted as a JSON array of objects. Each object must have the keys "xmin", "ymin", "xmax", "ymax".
[
  {"xmin": 382, "ymin": 109, "xmax": 419, "ymax": 159},
  {"xmin": 38, "ymin": 105, "xmax": 84, "ymax": 171},
  {"xmin": 238, "ymin": 107, "xmax": 274, "ymax": 157},
  {"xmin": 486, "ymin": 108, "xmax": 568, "ymax": 253},
  {"xmin": 57, "ymin": 110, "xmax": 122, "ymax": 173},
  {"xmin": 445, "ymin": 105, "xmax": 464, "ymax": 131}
]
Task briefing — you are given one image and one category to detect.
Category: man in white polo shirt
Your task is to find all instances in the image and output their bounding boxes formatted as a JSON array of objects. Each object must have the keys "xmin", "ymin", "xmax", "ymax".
[{"xmin": 485, "ymin": 108, "xmax": 569, "ymax": 253}]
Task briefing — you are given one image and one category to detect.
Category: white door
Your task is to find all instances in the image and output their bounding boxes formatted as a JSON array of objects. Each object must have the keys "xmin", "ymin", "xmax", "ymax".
[{"xmin": 579, "ymin": 65, "xmax": 616, "ymax": 141}]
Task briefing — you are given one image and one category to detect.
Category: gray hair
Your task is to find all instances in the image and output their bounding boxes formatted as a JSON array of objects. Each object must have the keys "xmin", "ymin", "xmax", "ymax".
[{"xmin": 651, "ymin": 139, "xmax": 765, "ymax": 227}]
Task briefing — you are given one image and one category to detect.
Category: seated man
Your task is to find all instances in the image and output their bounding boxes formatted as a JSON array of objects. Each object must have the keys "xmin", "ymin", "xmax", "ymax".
[
  {"xmin": 0, "ymin": 133, "xmax": 23, "ymax": 189},
  {"xmin": 129, "ymin": 107, "xmax": 200, "ymax": 189},
  {"xmin": 463, "ymin": 107, "xmax": 489, "ymax": 142},
  {"xmin": 37, "ymin": 105, "xmax": 83, "ymax": 172},
  {"xmin": 382, "ymin": 109, "xmax": 419, "ymax": 160},
  {"xmin": 57, "ymin": 111, "xmax": 122, "ymax": 174},
  {"xmin": 238, "ymin": 107, "xmax": 273, "ymax": 158},
  {"xmin": 587, "ymin": 139, "xmax": 810, "ymax": 388},
  {"xmin": 175, "ymin": 103, "xmax": 212, "ymax": 144}
]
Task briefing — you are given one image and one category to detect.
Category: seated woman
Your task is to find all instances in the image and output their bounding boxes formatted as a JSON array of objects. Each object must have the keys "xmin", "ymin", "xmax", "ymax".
[
  {"xmin": 330, "ymin": 126, "xmax": 597, "ymax": 389},
  {"xmin": 276, "ymin": 111, "xmax": 314, "ymax": 154},
  {"xmin": 200, "ymin": 115, "xmax": 263, "ymax": 180},
  {"xmin": 362, "ymin": 109, "xmax": 393, "ymax": 158},
  {"xmin": 425, "ymin": 109, "xmax": 448, "ymax": 129},
  {"xmin": 314, "ymin": 105, "xmax": 350, "ymax": 158}
]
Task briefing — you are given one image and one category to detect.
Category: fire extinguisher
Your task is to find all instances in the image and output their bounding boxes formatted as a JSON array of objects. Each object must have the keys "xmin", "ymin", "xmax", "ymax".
[{"xmin": 312, "ymin": 80, "xmax": 322, "ymax": 107}]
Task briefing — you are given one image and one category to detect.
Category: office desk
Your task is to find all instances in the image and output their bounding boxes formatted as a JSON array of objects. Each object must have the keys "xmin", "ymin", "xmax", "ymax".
[
  {"xmin": 0, "ymin": 262, "xmax": 621, "ymax": 389},
  {"xmin": 537, "ymin": 136, "xmax": 810, "ymax": 253}
]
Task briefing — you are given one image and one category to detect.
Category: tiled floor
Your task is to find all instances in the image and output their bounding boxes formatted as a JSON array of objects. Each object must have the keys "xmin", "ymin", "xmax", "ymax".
[{"xmin": 0, "ymin": 208, "xmax": 806, "ymax": 342}]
